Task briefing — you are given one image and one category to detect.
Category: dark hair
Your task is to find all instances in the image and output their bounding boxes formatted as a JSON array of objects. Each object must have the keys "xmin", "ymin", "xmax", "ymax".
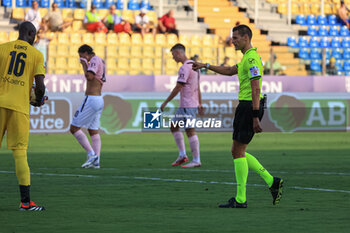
[
  {"xmin": 232, "ymin": 24, "xmax": 252, "ymax": 40},
  {"xmin": 78, "ymin": 44, "xmax": 94, "ymax": 54},
  {"xmin": 171, "ymin": 43, "xmax": 186, "ymax": 52}
]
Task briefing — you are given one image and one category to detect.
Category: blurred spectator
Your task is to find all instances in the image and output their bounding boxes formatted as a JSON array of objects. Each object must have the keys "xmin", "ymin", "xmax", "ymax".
[
  {"xmin": 133, "ymin": 8, "xmax": 154, "ymax": 37},
  {"xmin": 34, "ymin": 29, "xmax": 52, "ymax": 66},
  {"xmin": 103, "ymin": 5, "xmax": 131, "ymax": 34},
  {"xmin": 191, "ymin": 54, "xmax": 207, "ymax": 74},
  {"xmin": 337, "ymin": 0, "xmax": 350, "ymax": 29},
  {"xmin": 24, "ymin": 0, "xmax": 42, "ymax": 31},
  {"xmin": 264, "ymin": 54, "xmax": 284, "ymax": 75},
  {"xmin": 158, "ymin": 10, "xmax": 179, "ymax": 36},
  {"xmin": 220, "ymin": 57, "xmax": 230, "ymax": 67},
  {"xmin": 84, "ymin": 4, "xmax": 108, "ymax": 33},
  {"xmin": 43, "ymin": 3, "xmax": 72, "ymax": 32},
  {"xmin": 326, "ymin": 57, "xmax": 338, "ymax": 75}
]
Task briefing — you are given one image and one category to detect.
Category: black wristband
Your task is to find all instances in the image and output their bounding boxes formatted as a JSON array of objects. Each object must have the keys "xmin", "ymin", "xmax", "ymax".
[{"xmin": 252, "ymin": 110, "xmax": 259, "ymax": 118}]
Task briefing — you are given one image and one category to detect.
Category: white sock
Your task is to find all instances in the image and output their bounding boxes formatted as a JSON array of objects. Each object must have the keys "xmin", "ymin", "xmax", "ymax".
[{"xmin": 179, "ymin": 150, "xmax": 186, "ymax": 157}]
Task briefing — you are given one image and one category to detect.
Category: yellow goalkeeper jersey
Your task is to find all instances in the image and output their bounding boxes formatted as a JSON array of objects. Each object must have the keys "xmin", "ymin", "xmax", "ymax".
[{"xmin": 0, "ymin": 40, "xmax": 45, "ymax": 115}]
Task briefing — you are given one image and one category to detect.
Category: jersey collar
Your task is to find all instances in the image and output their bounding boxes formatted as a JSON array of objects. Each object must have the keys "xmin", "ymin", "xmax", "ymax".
[{"xmin": 244, "ymin": 48, "xmax": 257, "ymax": 56}]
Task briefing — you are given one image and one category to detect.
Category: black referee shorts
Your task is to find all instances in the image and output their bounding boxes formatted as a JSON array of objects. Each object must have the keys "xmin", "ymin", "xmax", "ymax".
[{"xmin": 232, "ymin": 99, "xmax": 264, "ymax": 144}]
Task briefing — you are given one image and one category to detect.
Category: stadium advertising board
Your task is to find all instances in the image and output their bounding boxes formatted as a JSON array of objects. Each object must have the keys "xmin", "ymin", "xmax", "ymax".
[
  {"xmin": 29, "ymin": 97, "xmax": 72, "ymax": 133},
  {"xmin": 30, "ymin": 93, "xmax": 349, "ymax": 134},
  {"xmin": 44, "ymin": 75, "xmax": 350, "ymax": 93}
]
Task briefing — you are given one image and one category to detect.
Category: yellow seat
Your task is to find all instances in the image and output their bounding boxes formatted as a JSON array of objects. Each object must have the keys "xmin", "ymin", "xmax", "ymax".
[
  {"xmin": 107, "ymin": 33, "xmax": 118, "ymax": 45},
  {"xmin": 147, "ymin": 11, "xmax": 158, "ymax": 24},
  {"xmin": 155, "ymin": 34, "xmax": 166, "ymax": 47},
  {"xmin": 300, "ymin": 3, "xmax": 310, "ymax": 15},
  {"xmin": 48, "ymin": 45, "xmax": 57, "ymax": 57},
  {"xmin": 82, "ymin": 33, "xmax": 94, "ymax": 45},
  {"xmin": 106, "ymin": 46, "xmax": 118, "ymax": 57},
  {"xmin": 154, "ymin": 58, "xmax": 162, "ymax": 71},
  {"xmin": 190, "ymin": 35, "xmax": 202, "ymax": 47},
  {"xmin": 225, "ymin": 47, "xmax": 236, "ymax": 59},
  {"xmin": 190, "ymin": 47, "xmax": 201, "ymax": 57},
  {"xmin": 167, "ymin": 34, "xmax": 178, "ymax": 47},
  {"xmin": 94, "ymin": 46, "xmax": 105, "ymax": 58},
  {"xmin": 118, "ymin": 46, "xmax": 130, "ymax": 57},
  {"xmin": 62, "ymin": 9, "xmax": 73, "ymax": 20},
  {"xmin": 324, "ymin": 4, "xmax": 332, "ymax": 14},
  {"xmin": 142, "ymin": 46, "xmax": 154, "ymax": 58},
  {"xmin": 310, "ymin": 4, "xmax": 320, "ymax": 15},
  {"xmin": 277, "ymin": 3, "xmax": 287, "ymax": 14},
  {"xmin": 118, "ymin": 33, "xmax": 131, "ymax": 45},
  {"xmin": 57, "ymin": 33, "xmax": 69, "ymax": 45},
  {"xmin": 12, "ymin": 8, "xmax": 24, "ymax": 21},
  {"xmin": 143, "ymin": 33, "xmax": 154, "ymax": 46},
  {"xmin": 202, "ymin": 35, "xmax": 213, "ymax": 47},
  {"xmin": 55, "ymin": 57, "xmax": 67, "ymax": 70},
  {"xmin": 117, "ymin": 58, "xmax": 129, "ymax": 74},
  {"xmin": 142, "ymin": 58, "xmax": 154, "ymax": 73},
  {"xmin": 72, "ymin": 21, "xmax": 83, "ymax": 31},
  {"xmin": 98, "ymin": 9, "xmax": 109, "ymax": 20},
  {"xmin": 9, "ymin": 31, "xmax": 19, "ymax": 42},
  {"xmin": 95, "ymin": 33, "xmax": 106, "ymax": 45},
  {"xmin": 202, "ymin": 48, "xmax": 214, "ymax": 59},
  {"xmin": 165, "ymin": 59, "xmax": 177, "ymax": 71},
  {"xmin": 67, "ymin": 57, "xmax": 80, "ymax": 71},
  {"xmin": 122, "ymin": 10, "xmax": 134, "ymax": 24},
  {"xmin": 131, "ymin": 46, "xmax": 142, "ymax": 58},
  {"xmin": 107, "ymin": 58, "xmax": 117, "ymax": 74},
  {"xmin": 179, "ymin": 35, "xmax": 189, "ymax": 47},
  {"xmin": 74, "ymin": 9, "xmax": 85, "ymax": 20},
  {"xmin": 70, "ymin": 32, "xmax": 82, "ymax": 45},
  {"xmin": 69, "ymin": 45, "xmax": 80, "ymax": 56},
  {"xmin": 0, "ymin": 32, "xmax": 9, "ymax": 44},
  {"xmin": 47, "ymin": 58, "xmax": 55, "ymax": 73},
  {"xmin": 39, "ymin": 8, "xmax": 48, "ymax": 18},
  {"xmin": 155, "ymin": 47, "xmax": 163, "ymax": 57},
  {"xmin": 129, "ymin": 58, "xmax": 141, "ymax": 75},
  {"xmin": 291, "ymin": 3, "xmax": 300, "ymax": 15},
  {"xmin": 56, "ymin": 45, "xmax": 69, "ymax": 57},
  {"xmin": 131, "ymin": 33, "xmax": 143, "ymax": 46}
]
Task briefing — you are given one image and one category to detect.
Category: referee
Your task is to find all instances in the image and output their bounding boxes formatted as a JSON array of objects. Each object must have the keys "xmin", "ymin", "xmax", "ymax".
[{"xmin": 190, "ymin": 25, "xmax": 283, "ymax": 208}]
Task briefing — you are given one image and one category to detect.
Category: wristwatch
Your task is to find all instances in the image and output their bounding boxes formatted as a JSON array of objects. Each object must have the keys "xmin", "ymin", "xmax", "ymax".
[{"xmin": 205, "ymin": 63, "xmax": 210, "ymax": 69}]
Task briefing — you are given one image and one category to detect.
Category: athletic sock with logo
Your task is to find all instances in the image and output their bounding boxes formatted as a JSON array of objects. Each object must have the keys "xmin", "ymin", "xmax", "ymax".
[
  {"xmin": 245, "ymin": 152, "xmax": 274, "ymax": 187},
  {"xmin": 188, "ymin": 135, "xmax": 200, "ymax": 163},
  {"xmin": 172, "ymin": 131, "xmax": 186, "ymax": 157},
  {"xmin": 234, "ymin": 157, "xmax": 248, "ymax": 203}
]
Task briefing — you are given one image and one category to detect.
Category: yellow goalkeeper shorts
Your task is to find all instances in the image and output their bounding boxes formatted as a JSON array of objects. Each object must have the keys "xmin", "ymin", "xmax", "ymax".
[{"xmin": 0, "ymin": 107, "xmax": 29, "ymax": 150}]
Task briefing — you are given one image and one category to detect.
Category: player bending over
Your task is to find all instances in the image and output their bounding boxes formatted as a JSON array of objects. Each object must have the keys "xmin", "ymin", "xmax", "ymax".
[
  {"xmin": 161, "ymin": 43, "xmax": 202, "ymax": 168},
  {"xmin": 0, "ymin": 21, "xmax": 46, "ymax": 211},
  {"xmin": 190, "ymin": 25, "xmax": 283, "ymax": 208},
  {"xmin": 70, "ymin": 44, "xmax": 106, "ymax": 169}
]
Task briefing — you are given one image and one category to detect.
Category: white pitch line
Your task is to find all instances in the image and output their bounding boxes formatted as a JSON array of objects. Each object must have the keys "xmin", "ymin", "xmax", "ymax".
[
  {"xmin": 34, "ymin": 167, "xmax": 350, "ymax": 176},
  {"xmin": 1, "ymin": 170, "xmax": 350, "ymax": 194}
]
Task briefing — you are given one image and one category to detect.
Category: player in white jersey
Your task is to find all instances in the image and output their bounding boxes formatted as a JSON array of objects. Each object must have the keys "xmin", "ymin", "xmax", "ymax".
[
  {"xmin": 160, "ymin": 43, "xmax": 202, "ymax": 168},
  {"xmin": 70, "ymin": 44, "xmax": 106, "ymax": 168}
]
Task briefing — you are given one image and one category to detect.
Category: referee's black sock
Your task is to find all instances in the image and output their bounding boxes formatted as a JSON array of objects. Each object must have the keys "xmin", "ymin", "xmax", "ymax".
[{"xmin": 19, "ymin": 185, "xmax": 30, "ymax": 203}]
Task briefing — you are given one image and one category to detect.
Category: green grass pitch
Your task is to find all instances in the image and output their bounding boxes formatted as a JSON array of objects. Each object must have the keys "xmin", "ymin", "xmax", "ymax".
[{"xmin": 0, "ymin": 132, "xmax": 349, "ymax": 233}]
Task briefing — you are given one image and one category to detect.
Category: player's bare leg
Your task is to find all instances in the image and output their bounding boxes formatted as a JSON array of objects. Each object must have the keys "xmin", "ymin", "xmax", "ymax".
[
  {"xmin": 170, "ymin": 125, "xmax": 188, "ymax": 166},
  {"xmin": 70, "ymin": 125, "xmax": 96, "ymax": 167},
  {"xmin": 181, "ymin": 128, "xmax": 201, "ymax": 168},
  {"xmin": 88, "ymin": 129, "xmax": 101, "ymax": 168}
]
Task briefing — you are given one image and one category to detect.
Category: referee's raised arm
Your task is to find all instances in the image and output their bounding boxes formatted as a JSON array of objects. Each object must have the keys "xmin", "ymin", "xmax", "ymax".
[{"xmin": 188, "ymin": 61, "xmax": 237, "ymax": 76}]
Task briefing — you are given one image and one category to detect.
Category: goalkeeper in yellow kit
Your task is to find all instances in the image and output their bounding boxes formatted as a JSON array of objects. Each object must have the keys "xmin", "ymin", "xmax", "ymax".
[{"xmin": 0, "ymin": 22, "xmax": 46, "ymax": 211}]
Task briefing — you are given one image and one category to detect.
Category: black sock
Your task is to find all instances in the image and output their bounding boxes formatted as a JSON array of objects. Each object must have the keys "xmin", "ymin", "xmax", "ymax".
[{"xmin": 19, "ymin": 185, "xmax": 30, "ymax": 203}]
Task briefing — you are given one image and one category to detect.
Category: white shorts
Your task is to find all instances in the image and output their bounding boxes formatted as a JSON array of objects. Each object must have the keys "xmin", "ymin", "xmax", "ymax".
[
  {"xmin": 71, "ymin": 95, "xmax": 104, "ymax": 130},
  {"xmin": 172, "ymin": 107, "xmax": 198, "ymax": 129}
]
